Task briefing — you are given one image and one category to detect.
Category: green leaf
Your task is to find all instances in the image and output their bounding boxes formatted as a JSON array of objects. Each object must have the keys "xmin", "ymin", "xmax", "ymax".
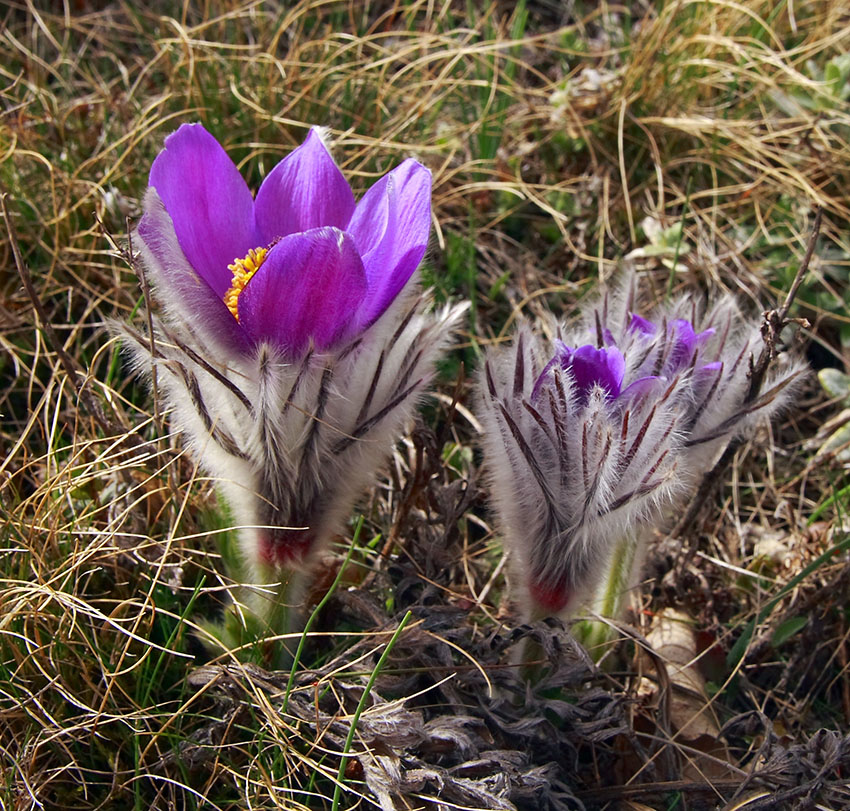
[
  {"xmin": 771, "ymin": 615, "xmax": 808, "ymax": 648},
  {"xmin": 818, "ymin": 368, "xmax": 850, "ymax": 401},
  {"xmin": 817, "ymin": 417, "xmax": 850, "ymax": 462},
  {"xmin": 728, "ymin": 532, "xmax": 850, "ymax": 669},
  {"xmin": 825, "ymin": 54, "xmax": 850, "ymax": 100},
  {"xmin": 824, "ymin": 61, "xmax": 840, "ymax": 87}
]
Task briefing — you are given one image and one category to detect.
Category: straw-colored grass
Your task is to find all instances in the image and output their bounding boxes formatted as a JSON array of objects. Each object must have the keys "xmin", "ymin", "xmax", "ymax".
[{"xmin": 2, "ymin": 1, "xmax": 850, "ymax": 808}]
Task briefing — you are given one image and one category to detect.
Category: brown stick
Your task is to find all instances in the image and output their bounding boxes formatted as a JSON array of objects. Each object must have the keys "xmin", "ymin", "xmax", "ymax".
[{"xmin": 577, "ymin": 778, "xmax": 752, "ymax": 803}]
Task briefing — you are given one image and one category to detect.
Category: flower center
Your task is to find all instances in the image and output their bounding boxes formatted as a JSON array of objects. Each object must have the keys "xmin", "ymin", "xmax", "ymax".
[{"xmin": 223, "ymin": 247, "xmax": 268, "ymax": 321}]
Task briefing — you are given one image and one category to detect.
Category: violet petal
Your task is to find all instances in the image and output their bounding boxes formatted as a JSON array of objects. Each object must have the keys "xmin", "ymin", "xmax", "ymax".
[
  {"xmin": 530, "ymin": 354, "xmax": 563, "ymax": 402},
  {"xmin": 254, "ymin": 129, "xmax": 355, "ymax": 243},
  {"xmin": 148, "ymin": 123, "xmax": 256, "ymax": 298},
  {"xmin": 692, "ymin": 360, "xmax": 724, "ymax": 393},
  {"xmin": 569, "ymin": 344, "xmax": 626, "ymax": 400},
  {"xmin": 668, "ymin": 319, "xmax": 697, "ymax": 365},
  {"xmin": 348, "ymin": 159, "xmax": 431, "ymax": 326},
  {"xmin": 137, "ymin": 189, "xmax": 252, "ymax": 355},
  {"xmin": 620, "ymin": 375, "xmax": 663, "ymax": 401},
  {"xmin": 237, "ymin": 227, "xmax": 367, "ymax": 353},
  {"xmin": 668, "ymin": 320, "xmax": 715, "ymax": 370},
  {"xmin": 629, "ymin": 313, "xmax": 657, "ymax": 336}
]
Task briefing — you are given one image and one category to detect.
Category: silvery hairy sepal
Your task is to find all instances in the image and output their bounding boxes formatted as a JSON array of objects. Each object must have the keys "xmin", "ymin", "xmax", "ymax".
[
  {"xmin": 118, "ymin": 124, "xmax": 464, "ymax": 640},
  {"xmin": 480, "ymin": 276, "xmax": 805, "ymax": 623}
]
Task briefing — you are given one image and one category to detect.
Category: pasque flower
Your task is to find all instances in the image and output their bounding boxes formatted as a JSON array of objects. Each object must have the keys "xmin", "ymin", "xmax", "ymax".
[
  {"xmin": 480, "ymin": 325, "xmax": 685, "ymax": 619},
  {"xmin": 121, "ymin": 124, "xmax": 463, "ymax": 640},
  {"xmin": 479, "ymin": 276, "xmax": 803, "ymax": 623}
]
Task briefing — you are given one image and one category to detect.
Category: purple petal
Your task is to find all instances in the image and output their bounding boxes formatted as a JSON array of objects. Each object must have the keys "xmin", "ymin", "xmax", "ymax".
[
  {"xmin": 530, "ymin": 354, "xmax": 562, "ymax": 402},
  {"xmin": 629, "ymin": 313, "xmax": 657, "ymax": 336},
  {"xmin": 237, "ymin": 227, "xmax": 367, "ymax": 354},
  {"xmin": 620, "ymin": 375, "xmax": 662, "ymax": 400},
  {"xmin": 149, "ymin": 123, "xmax": 256, "ymax": 297},
  {"xmin": 668, "ymin": 320, "xmax": 715, "ymax": 370},
  {"xmin": 530, "ymin": 341, "xmax": 572, "ymax": 402},
  {"xmin": 693, "ymin": 360, "xmax": 723, "ymax": 390},
  {"xmin": 254, "ymin": 129, "xmax": 355, "ymax": 243},
  {"xmin": 668, "ymin": 319, "xmax": 697, "ymax": 365},
  {"xmin": 348, "ymin": 159, "xmax": 431, "ymax": 325},
  {"xmin": 137, "ymin": 189, "xmax": 252, "ymax": 356},
  {"xmin": 569, "ymin": 344, "xmax": 625, "ymax": 400}
]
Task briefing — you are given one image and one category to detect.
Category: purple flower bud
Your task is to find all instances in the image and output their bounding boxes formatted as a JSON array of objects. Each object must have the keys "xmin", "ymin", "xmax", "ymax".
[
  {"xmin": 532, "ymin": 342, "xmax": 626, "ymax": 403},
  {"xmin": 666, "ymin": 319, "xmax": 716, "ymax": 372},
  {"xmin": 479, "ymin": 276, "xmax": 805, "ymax": 621},
  {"xmin": 563, "ymin": 343, "xmax": 626, "ymax": 401},
  {"xmin": 628, "ymin": 313, "xmax": 656, "ymax": 336},
  {"xmin": 603, "ymin": 288, "xmax": 802, "ymax": 467},
  {"xmin": 479, "ymin": 328, "xmax": 684, "ymax": 618},
  {"xmin": 120, "ymin": 124, "xmax": 465, "ymax": 594}
]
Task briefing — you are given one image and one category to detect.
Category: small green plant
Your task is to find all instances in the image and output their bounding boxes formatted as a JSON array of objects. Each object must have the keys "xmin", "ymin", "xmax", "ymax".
[{"xmin": 816, "ymin": 368, "xmax": 850, "ymax": 462}]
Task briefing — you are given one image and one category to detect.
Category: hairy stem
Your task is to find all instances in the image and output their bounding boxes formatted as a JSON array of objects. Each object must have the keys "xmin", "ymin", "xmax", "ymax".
[
  {"xmin": 247, "ymin": 560, "xmax": 307, "ymax": 667},
  {"xmin": 575, "ymin": 529, "xmax": 641, "ymax": 657}
]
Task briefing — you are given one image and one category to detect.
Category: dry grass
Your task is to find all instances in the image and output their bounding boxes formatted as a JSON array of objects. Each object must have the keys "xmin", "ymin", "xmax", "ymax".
[{"xmin": 2, "ymin": 0, "xmax": 850, "ymax": 808}]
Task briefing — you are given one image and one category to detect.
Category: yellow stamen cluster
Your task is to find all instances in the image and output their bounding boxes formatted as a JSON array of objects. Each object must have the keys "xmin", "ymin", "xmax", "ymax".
[{"xmin": 223, "ymin": 247, "xmax": 268, "ymax": 320}]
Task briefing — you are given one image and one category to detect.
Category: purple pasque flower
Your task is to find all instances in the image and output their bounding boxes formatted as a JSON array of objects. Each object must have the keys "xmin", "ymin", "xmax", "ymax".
[
  {"xmin": 479, "ymin": 274, "xmax": 804, "ymax": 621},
  {"xmin": 122, "ymin": 124, "xmax": 465, "ymax": 602},
  {"xmin": 532, "ymin": 343, "xmax": 626, "ymax": 403},
  {"xmin": 625, "ymin": 314, "xmax": 716, "ymax": 377},
  {"xmin": 565, "ymin": 343, "xmax": 626, "ymax": 399},
  {"xmin": 531, "ymin": 340, "xmax": 663, "ymax": 406},
  {"xmin": 479, "ymin": 328, "xmax": 685, "ymax": 618},
  {"xmin": 137, "ymin": 124, "xmax": 431, "ymax": 357}
]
